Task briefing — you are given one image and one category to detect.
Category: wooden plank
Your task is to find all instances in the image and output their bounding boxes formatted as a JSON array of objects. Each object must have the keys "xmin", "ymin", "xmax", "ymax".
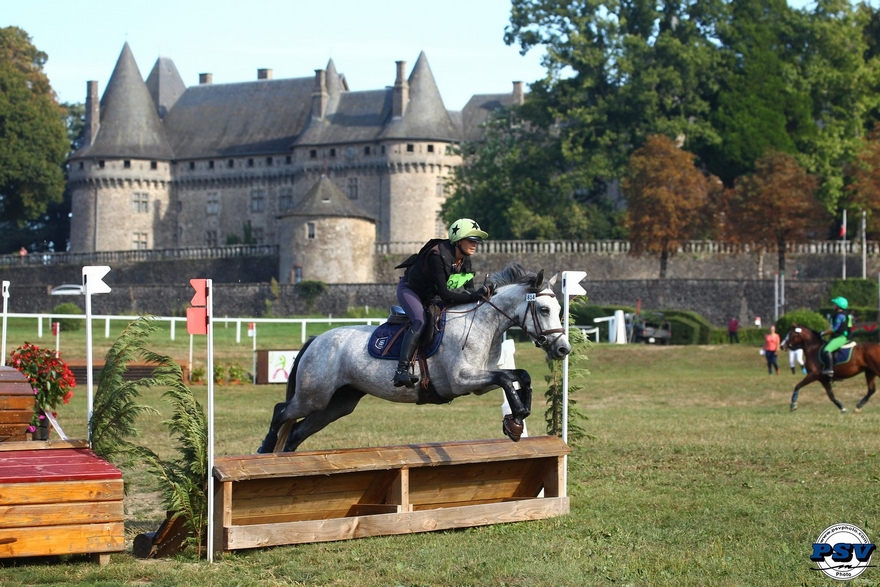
[
  {"xmin": 0, "ymin": 440, "xmax": 89, "ymax": 452},
  {"xmin": 0, "ymin": 425, "xmax": 29, "ymax": 442},
  {"xmin": 0, "ymin": 522, "xmax": 125, "ymax": 558},
  {"xmin": 222, "ymin": 497, "xmax": 570, "ymax": 550},
  {"xmin": 231, "ymin": 487, "xmax": 369, "ymax": 524},
  {"xmin": 0, "ymin": 479, "xmax": 123, "ymax": 506},
  {"xmin": 0, "ymin": 410, "xmax": 37, "ymax": 424},
  {"xmin": 0, "ymin": 396, "xmax": 35, "ymax": 410},
  {"xmin": 0, "ymin": 448, "xmax": 122, "ymax": 483},
  {"xmin": 231, "ymin": 470, "xmax": 376, "ymax": 500},
  {"xmin": 0, "ymin": 501, "xmax": 123, "ymax": 529},
  {"xmin": 214, "ymin": 437, "xmax": 570, "ymax": 481}
]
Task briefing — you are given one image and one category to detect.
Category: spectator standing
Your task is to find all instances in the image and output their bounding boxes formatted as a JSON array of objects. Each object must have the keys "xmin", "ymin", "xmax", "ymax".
[
  {"xmin": 727, "ymin": 317, "xmax": 739, "ymax": 343},
  {"xmin": 764, "ymin": 325, "xmax": 780, "ymax": 375}
]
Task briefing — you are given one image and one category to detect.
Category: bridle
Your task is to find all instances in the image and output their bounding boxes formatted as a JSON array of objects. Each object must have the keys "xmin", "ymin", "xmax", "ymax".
[{"xmin": 482, "ymin": 286, "xmax": 566, "ymax": 353}]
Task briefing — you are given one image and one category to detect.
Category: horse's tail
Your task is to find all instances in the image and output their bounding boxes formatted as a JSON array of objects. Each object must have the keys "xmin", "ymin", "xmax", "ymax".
[{"xmin": 286, "ymin": 335, "xmax": 318, "ymax": 402}]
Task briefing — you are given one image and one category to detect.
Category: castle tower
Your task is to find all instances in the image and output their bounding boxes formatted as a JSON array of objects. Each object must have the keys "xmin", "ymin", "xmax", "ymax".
[
  {"xmin": 277, "ymin": 176, "xmax": 376, "ymax": 284},
  {"xmin": 68, "ymin": 44, "xmax": 175, "ymax": 252}
]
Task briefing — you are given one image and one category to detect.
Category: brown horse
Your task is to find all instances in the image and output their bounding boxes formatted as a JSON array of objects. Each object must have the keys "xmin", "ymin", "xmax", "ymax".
[{"xmin": 783, "ymin": 324, "xmax": 880, "ymax": 413}]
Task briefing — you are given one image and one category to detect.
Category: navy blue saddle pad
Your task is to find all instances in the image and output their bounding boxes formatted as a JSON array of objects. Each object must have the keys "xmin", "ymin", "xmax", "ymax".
[
  {"xmin": 368, "ymin": 315, "xmax": 445, "ymax": 360},
  {"xmin": 821, "ymin": 344, "xmax": 855, "ymax": 368}
]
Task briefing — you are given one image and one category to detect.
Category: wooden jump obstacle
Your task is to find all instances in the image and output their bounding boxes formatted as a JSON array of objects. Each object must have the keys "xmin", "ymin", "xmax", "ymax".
[
  {"xmin": 0, "ymin": 440, "xmax": 125, "ymax": 564},
  {"xmin": 0, "ymin": 367, "xmax": 35, "ymax": 442},
  {"xmin": 212, "ymin": 435, "xmax": 570, "ymax": 553}
]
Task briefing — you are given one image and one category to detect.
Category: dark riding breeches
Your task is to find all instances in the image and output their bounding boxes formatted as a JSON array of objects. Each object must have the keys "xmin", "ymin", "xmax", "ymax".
[{"xmin": 397, "ymin": 277, "xmax": 426, "ymax": 336}]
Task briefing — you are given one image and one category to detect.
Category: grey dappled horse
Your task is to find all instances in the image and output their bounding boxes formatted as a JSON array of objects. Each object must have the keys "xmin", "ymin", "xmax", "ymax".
[{"xmin": 258, "ymin": 264, "xmax": 572, "ymax": 453}]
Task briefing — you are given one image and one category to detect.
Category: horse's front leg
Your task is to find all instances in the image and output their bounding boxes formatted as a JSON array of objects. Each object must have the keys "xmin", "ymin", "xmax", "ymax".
[
  {"xmin": 465, "ymin": 368, "xmax": 532, "ymax": 442},
  {"xmin": 820, "ymin": 379, "xmax": 847, "ymax": 413},
  {"xmin": 790, "ymin": 370, "xmax": 827, "ymax": 411},
  {"xmin": 856, "ymin": 372, "xmax": 877, "ymax": 413}
]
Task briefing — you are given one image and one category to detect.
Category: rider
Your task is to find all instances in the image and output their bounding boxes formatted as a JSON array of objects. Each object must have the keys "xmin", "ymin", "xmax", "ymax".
[
  {"xmin": 392, "ymin": 218, "xmax": 492, "ymax": 388},
  {"xmin": 820, "ymin": 296, "xmax": 853, "ymax": 376}
]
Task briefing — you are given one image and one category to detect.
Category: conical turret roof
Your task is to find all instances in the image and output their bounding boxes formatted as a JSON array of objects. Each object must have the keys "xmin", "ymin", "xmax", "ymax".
[
  {"xmin": 381, "ymin": 51, "xmax": 459, "ymax": 141},
  {"xmin": 284, "ymin": 175, "xmax": 375, "ymax": 222},
  {"xmin": 146, "ymin": 57, "xmax": 186, "ymax": 118},
  {"xmin": 82, "ymin": 43, "xmax": 174, "ymax": 159}
]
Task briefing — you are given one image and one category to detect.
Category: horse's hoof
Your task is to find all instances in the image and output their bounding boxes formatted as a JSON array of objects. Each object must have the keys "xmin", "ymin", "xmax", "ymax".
[
  {"xmin": 502, "ymin": 415, "xmax": 523, "ymax": 442},
  {"xmin": 855, "ymin": 407, "xmax": 862, "ymax": 414},
  {"xmin": 790, "ymin": 403, "xmax": 798, "ymax": 412},
  {"xmin": 841, "ymin": 407, "xmax": 848, "ymax": 414}
]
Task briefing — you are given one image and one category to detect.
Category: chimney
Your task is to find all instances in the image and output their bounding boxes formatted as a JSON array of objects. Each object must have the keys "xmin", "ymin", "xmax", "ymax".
[
  {"xmin": 512, "ymin": 81, "xmax": 524, "ymax": 105},
  {"xmin": 199, "ymin": 73, "xmax": 213, "ymax": 85},
  {"xmin": 312, "ymin": 69, "xmax": 328, "ymax": 119},
  {"xmin": 258, "ymin": 68, "xmax": 273, "ymax": 80},
  {"xmin": 392, "ymin": 60, "xmax": 408, "ymax": 118},
  {"xmin": 85, "ymin": 80, "xmax": 100, "ymax": 146}
]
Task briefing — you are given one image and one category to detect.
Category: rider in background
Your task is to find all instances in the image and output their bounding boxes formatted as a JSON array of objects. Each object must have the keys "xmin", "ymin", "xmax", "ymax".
[
  {"xmin": 392, "ymin": 218, "xmax": 492, "ymax": 388},
  {"xmin": 820, "ymin": 297, "xmax": 853, "ymax": 376}
]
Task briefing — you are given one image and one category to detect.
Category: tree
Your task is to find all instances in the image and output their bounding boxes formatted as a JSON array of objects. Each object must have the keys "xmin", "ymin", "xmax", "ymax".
[
  {"xmin": 505, "ymin": 0, "xmax": 724, "ymax": 195},
  {"xmin": 724, "ymin": 151, "xmax": 824, "ymax": 273},
  {"xmin": 623, "ymin": 134, "xmax": 719, "ymax": 278},
  {"xmin": 846, "ymin": 123, "xmax": 880, "ymax": 236},
  {"xmin": 444, "ymin": 108, "xmax": 599, "ymax": 239},
  {"xmin": 0, "ymin": 27, "xmax": 68, "ymax": 229}
]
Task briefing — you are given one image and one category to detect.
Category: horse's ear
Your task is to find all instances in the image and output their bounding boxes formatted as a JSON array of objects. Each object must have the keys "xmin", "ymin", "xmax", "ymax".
[
  {"xmin": 535, "ymin": 270, "xmax": 545, "ymax": 289},
  {"xmin": 547, "ymin": 272, "xmax": 558, "ymax": 287}
]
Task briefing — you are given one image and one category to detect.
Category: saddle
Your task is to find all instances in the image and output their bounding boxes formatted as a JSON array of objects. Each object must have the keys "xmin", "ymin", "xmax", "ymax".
[
  {"xmin": 367, "ymin": 304, "xmax": 452, "ymax": 405},
  {"xmin": 820, "ymin": 341, "xmax": 857, "ymax": 368}
]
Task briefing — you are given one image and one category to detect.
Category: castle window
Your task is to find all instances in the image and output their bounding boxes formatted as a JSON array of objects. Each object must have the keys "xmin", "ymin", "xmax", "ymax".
[
  {"xmin": 381, "ymin": 146, "xmax": 386, "ymax": 154},
  {"xmin": 206, "ymin": 230, "xmax": 218, "ymax": 247},
  {"xmin": 266, "ymin": 157, "xmax": 273, "ymax": 166},
  {"xmin": 329, "ymin": 148, "xmax": 336, "ymax": 158},
  {"xmin": 285, "ymin": 155, "xmax": 292, "ymax": 164},
  {"xmin": 98, "ymin": 160, "xmax": 105, "ymax": 168},
  {"xmin": 250, "ymin": 189, "xmax": 266, "ymax": 213},
  {"xmin": 445, "ymin": 145, "xmax": 453, "ymax": 155},
  {"xmin": 435, "ymin": 212, "xmax": 446, "ymax": 238},
  {"xmin": 124, "ymin": 160, "xmax": 131, "ymax": 169},
  {"xmin": 364, "ymin": 146, "xmax": 371, "ymax": 155},
  {"xmin": 406, "ymin": 144, "xmax": 414, "ymax": 153},
  {"xmin": 133, "ymin": 232, "xmax": 148, "ymax": 250},
  {"xmin": 189, "ymin": 161, "xmax": 195, "ymax": 170},
  {"xmin": 279, "ymin": 188, "xmax": 293, "ymax": 211},
  {"xmin": 132, "ymin": 192, "xmax": 149, "ymax": 213},
  {"xmin": 227, "ymin": 159, "xmax": 234, "ymax": 168},
  {"xmin": 150, "ymin": 161, "xmax": 157, "ymax": 170},
  {"xmin": 78, "ymin": 162, "xmax": 83, "ymax": 170},
  {"xmin": 427, "ymin": 145, "xmax": 434, "ymax": 153},
  {"xmin": 247, "ymin": 158, "xmax": 254, "ymax": 167},
  {"xmin": 307, "ymin": 222, "xmax": 316, "ymax": 239},
  {"xmin": 293, "ymin": 266, "xmax": 303, "ymax": 284},
  {"xmin": 208, "ymin": 160, "xmax": 215, "ymax": 169},
  {"xmin": 206, "ymin": 192, "xmax": 220, "ymax": 215},
  {"xmin": 310, "ymin": 150, "xmax": 317, "ymax": 159},
  {"xmin": 348, "ymin": 177, "xmax": 359, "ymax": 200},
  {"xmin": 436, "ymin": 176, "xmax": 446, "ymax": 197}
]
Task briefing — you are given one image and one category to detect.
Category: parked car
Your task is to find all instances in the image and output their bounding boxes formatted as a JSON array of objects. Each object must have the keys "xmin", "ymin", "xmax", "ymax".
[
  {"xmin": 631, "ymin": 313, "xmax": 672, "ymax": 344},
  {"xmin": 50, "ymin": 284, "xmax": 83, "ymax": 295}
]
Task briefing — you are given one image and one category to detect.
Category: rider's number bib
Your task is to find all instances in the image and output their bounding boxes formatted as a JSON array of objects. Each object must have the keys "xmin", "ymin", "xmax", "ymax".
[{"xmin": 447, "ymin": 272, "xmax": 474, "ymax": 290}]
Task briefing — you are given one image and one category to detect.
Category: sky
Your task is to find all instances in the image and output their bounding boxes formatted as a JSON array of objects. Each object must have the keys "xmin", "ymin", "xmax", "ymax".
[
  {"xmin": 3, "ymin": 0, "xmax": 549, "ymax": 111},
  {"xmin": 3, "ymin": 0, "xmax": 827, "ymax": 112}
]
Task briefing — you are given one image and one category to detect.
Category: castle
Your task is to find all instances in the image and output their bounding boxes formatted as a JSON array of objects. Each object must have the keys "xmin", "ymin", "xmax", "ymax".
[{"xmin": 67, "ymin": 43, "xmax": 523, "ymax": 283}]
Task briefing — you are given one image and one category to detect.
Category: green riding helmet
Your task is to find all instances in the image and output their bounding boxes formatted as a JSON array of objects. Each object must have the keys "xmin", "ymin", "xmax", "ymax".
[
  {"xmin": 449, "ymin": 218, "xmax": 489, "ymax": 243},
  {"xmin": 831, "ymin": 296, "xmax": 849, "ymax": 310}
]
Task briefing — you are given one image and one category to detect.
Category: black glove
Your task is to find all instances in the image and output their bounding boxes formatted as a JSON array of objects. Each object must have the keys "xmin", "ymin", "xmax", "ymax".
[{"xmin": 474, "ymin": 283, "xmax": 493, "ymax": 300}]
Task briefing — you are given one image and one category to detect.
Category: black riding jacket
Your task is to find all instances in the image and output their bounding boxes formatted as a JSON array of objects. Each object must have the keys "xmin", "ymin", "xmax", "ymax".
[{"xmin": 397, "ymin": 239, "xmax": 479, "ymax": 304}]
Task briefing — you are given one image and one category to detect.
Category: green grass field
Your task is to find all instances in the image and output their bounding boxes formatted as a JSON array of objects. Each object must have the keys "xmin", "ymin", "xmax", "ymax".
[{"xmin": 1, "ymin": 318, "xmax": 879, "ymax": 586}]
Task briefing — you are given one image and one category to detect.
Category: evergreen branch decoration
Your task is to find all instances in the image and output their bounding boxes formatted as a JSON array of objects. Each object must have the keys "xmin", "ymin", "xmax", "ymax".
[{"xmin": 544, "ymin": 321, "xmax": 592, "ymax": 443}]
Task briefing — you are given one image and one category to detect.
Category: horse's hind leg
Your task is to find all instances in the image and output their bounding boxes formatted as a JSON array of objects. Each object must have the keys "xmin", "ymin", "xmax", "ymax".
[
  {"xmin": 282, "ymin": 386, "xmax": 366, "ymax": 452},
  {"xmin": 821, "ymin": 380, "xmax": 847, "ymax": 413},
  {"xmin": 257, "ymin": 401, "xmax": 289, "ymax": 453},
  {"xmin": 856, "ymin": 372, "xmax": 877, "ymax": 413}
]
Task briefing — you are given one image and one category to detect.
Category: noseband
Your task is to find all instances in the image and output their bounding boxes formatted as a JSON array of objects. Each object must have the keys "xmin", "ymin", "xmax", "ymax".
[{"xmin": 484, "ymin": 288, "xmax": 566, "ymax": 352}]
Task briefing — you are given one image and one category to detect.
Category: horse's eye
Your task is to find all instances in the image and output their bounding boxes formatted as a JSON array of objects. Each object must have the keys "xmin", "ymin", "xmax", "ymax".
[{"xmin": 541, "ymin": 306, "xmax": 550, "ymax": 316}]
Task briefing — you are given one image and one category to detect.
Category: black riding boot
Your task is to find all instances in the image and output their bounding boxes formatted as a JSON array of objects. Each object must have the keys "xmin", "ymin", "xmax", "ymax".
[
  {"xmin": 822, "ymin": 351, "xmax": 834, "ymax": 376},
  {"xmin": 392, "ymin": 329, "xmax": 421, "ymax": 388}
]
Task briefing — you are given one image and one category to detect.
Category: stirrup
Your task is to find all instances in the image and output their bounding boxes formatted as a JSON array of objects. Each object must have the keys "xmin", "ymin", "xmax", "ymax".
[{"xmin": 393, "ymin": 367, "xmax": 418, "ymax": 388}]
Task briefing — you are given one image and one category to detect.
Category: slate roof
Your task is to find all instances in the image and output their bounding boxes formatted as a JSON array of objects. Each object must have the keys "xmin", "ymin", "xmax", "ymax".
[
  {"xmin": 72, "ymin": 45, "xmax": 518, "ymax": 161},
  {"xmin": 74, "ymin": 43, "xmax": 174, "ymax": 160},
  {"xmin": 282, "ymin": 175, "xmax": 375, "ymax": 222}
]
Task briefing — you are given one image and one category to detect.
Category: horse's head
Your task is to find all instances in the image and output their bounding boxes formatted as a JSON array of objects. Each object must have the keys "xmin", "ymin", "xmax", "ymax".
[
  {"xmin": 489, "ymin": 264, "xmax": 572, "ymax": 360},
  {"xmin": 785, "ymin": 323, "xmax": 816, "ymax": 350}
]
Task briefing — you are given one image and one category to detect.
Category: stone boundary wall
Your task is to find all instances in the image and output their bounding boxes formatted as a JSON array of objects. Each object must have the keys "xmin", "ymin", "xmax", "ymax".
[{"xmin": 5, "ymin": 279, "xmax": 833, "ymax": 328}]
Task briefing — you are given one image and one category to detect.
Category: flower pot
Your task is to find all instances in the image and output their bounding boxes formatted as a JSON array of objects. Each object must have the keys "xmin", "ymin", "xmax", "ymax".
[{"xmin": 32, "ymin": 412, "xmax": 50, "ymax": 441}]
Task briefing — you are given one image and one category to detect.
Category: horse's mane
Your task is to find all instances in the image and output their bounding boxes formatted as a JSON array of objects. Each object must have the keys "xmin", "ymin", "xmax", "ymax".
[{"xmin": 490, "ymin": 263, "xmax": 538, "ymax": 289}]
